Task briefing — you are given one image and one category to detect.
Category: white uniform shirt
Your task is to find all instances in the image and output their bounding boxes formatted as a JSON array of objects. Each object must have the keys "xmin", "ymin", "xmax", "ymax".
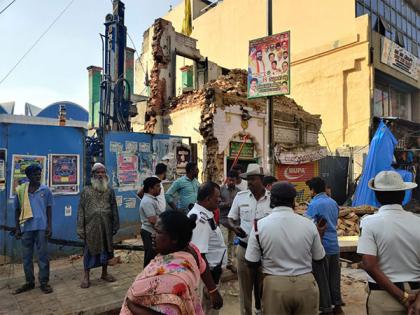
[
  {"xmin": 188, "ymin": 204, "xmax": 227, "ymax": 268},
  {"xmin": 357, "ymin": 204, "xmax": 420, "ymax": 283},
  {"xmin": 227, "ymin": 189, "xmax": 271, "ymax": 243},
  {"xmin": 152, "ymin": 175, "xmax": 166, "ymax": 212},
  {"xmin": 245, "ymin": 207, "xmax": 325, "ymax": 276}
]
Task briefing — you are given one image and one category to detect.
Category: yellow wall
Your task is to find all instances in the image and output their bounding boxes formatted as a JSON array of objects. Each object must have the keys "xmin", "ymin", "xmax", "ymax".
[
  {"xmin": 164, "ymin": 0, "xmax": 373, "ymax": 149},
  {"xmin": 165, "ymin": 0, "xmax": 358, "ymax": 69},
  {"xmin": 167, "ymin": 106, "xmax": 205, "ymax": 180}
]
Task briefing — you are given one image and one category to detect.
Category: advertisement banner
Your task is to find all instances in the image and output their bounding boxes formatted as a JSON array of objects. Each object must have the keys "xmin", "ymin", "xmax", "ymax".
[
  {"xmin": 49, "ymin": 154, "xmax": 79, "ymax": 194},
  {"xmin": 277, "ymin": 162, "xmax": 319, "ymax": 203},
  {"xmin": 248, "ymin": 31, "xmax": 290, "ymax": 98},
  {"xmin": 117, "ymin": 152, "xmax": 138, "ymax": 186},
  {"xmin": 381, "ymin": 36, "xmax": 418, "ymax": 81},
  {"xmin": 10, "ymin": 155, "xmax": 47, "ymax": 198},
  {"xmin": 274, "ymin": 147, "xmax": 328, "ymax": 164}
]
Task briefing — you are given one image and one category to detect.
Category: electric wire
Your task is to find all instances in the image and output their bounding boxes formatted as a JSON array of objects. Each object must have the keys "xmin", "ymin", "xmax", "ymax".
[
  {"xmin": 0, "ymin": 0, "xmax": 76, "ymax": 86},
  {"xmin": 0, "ymin": 0, "xmax": 16, "ymax": 16}
]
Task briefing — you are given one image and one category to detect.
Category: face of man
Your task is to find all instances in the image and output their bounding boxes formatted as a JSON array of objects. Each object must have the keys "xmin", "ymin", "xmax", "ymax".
[
  {"xmin": 269, "ymin": 54, "xmax": 275, "ymax": 62},
  {"xmin": 151, "ymin": 183, "xmax": 162, "ymax": 197},
  {"xmin": 247, "ymin": 175, "xmax": 264, "ymax": 194},
  {"xmin": 256, "ymin": 51, "xmax": 262, "ymax": 61},
  {"xmin": 93, "ymin": 167, "xmax": 106, "ymax": 180},
  {"xmin": 206, "ymin": 188, "xmax": 221, "ymax": 212},
  {"xmin": 28, "ymin": 170, "xmax": 42, "ymax": 185},
  {"xmin": 282, "ymin": 63, "xmax": 289, "ymax": 72},
  {"xmin": 283, "ymin": 52, "xmax": 288, "ymax": 59},
  {"xmin": 227, "ymin": 177, "xmax": 236, "ymax": 189},
  {"xmin": 271, "ymin": 62, "xmax": 277, "ymax": 70},
  {"xmin": 282, "ymin": 42, "xmax": 288, "ymax": 50},
  {"xmin": 91, "ymin": 167, "xmax": 109, "ymax": 192},
  {"xmin": 250, "ymin": 80, "xmax": 257, "ymax": 89}
]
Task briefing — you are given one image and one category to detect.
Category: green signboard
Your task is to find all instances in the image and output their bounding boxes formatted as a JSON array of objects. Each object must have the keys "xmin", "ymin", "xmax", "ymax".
[{"xmin": 229, "ymin": 142, "xmax": 255, "ymax": 159}]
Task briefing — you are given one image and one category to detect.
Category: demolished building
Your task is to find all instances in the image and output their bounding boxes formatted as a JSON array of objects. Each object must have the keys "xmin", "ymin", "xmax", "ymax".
[{"xmin": 133, "ymin": 19, "xmax": 326, "ymax": 191}]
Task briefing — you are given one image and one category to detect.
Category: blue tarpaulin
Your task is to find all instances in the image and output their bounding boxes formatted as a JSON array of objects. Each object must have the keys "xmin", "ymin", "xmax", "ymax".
[{"xmin": 353, "ymin": 120, "xmax": 400, "ymax": 207}]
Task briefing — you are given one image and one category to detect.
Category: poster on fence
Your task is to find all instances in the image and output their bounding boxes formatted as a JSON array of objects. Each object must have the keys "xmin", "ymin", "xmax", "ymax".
[
  {"xmin": 49, "ymin": 154, "xmax": 79, "ymax": 194},
  {"xmin": 248, "ymin": 31, "xmax": 290, "ymax": 98},
  {"xmin": 10, "ymin": 155, "xmax": 47, "ymax": 198},
  {"xmin": 0, "ymin": 149, "xmax": 6, "ymax": 191},
  {"xmin": 117, "ymin": 152, "xmax": 138, "ymax": 186}
]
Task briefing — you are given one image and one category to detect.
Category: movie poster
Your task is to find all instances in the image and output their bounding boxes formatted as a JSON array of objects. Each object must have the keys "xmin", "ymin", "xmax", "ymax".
[
  {"xmin": 117, "ymin": 152, "xmax": 138, "ymax": 186},
  {"xmin": 176, "ymin": 146, "xmax": 191, "ymax": 176},
  {"xmin": 49, "ymin": 154, "xmax": 79, "ymax": 194},
  {"xmin": 248, "ymin": 31, "xmax": 290, "ymax": 98},
  {"xmin": 10, "ymin": 155, "xmax": 47, "ymax": 198}
]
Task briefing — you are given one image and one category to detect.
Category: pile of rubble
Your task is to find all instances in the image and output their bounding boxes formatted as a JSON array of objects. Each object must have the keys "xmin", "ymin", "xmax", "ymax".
[{"xmin": 294, "ymin": 204, "xmax": 377, "ymax": 236}]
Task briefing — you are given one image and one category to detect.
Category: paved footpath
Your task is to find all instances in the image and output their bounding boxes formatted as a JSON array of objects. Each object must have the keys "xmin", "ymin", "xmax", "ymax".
[{"xmin": 0, "ymin": 255, "xmax": 140, "ymax": 315}]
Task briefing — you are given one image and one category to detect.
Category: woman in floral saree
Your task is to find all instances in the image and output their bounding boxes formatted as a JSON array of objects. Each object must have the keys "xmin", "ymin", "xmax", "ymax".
[{"xmin": 120, "ymin": 211, "xmax": 222, "ymax": 315}]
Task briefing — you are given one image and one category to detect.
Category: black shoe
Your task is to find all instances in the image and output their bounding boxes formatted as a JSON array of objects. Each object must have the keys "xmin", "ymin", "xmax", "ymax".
[
  {"xmin": 12, "ymin": 283, "xmax": 35, "ymax": 295},
  {"xmin": 40, "ymin": 283, "xmax": 53, "ymax": 294}
]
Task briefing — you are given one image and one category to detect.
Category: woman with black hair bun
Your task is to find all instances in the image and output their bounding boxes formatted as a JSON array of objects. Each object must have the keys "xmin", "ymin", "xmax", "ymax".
[{"xmin": 120, "ymin": 211, "xmax": 222, "ymax": 315}]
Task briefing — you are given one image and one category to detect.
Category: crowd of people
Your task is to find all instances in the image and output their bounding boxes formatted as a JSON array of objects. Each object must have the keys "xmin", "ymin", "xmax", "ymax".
[{"xmin": 11, "ymin": 161, "xmax": 420, "ymax": 315}]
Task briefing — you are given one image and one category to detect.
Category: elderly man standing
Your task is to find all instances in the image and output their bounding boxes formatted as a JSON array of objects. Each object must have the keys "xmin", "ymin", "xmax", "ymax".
[
  {"xmin": 165, "ymin": 162, "xmax": 200, "ymax": 213},
  {"xmin": 228, "ymin": 164, "xmax": 271, "ymax": 315},
  {"xmin": 77, "ymin": 163, "xmax": 119, "ymax": 288},
  {"xmin": 14, "ymin": 164, "xmax": 53, "ymax": 294},
  {"xmin": 358, "ymin": 171, "xmax": 420, "ymax": 314},
  {"xmin": 246, "ymin": 182, "xmax": 325, "ymax": 315}
]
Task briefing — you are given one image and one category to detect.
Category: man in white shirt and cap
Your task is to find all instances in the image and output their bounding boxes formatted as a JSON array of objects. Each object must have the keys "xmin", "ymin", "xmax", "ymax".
[
  {"xmin": 357, "ymin": 170, "xmax": 420, "ymax": 314},
  {"xmin": 246, "ymin": 181, "xmax": 325, "ymax": 315},
  {"xmin": 228, "ymin": 164, "xmax": 271, "ymax": 315}
]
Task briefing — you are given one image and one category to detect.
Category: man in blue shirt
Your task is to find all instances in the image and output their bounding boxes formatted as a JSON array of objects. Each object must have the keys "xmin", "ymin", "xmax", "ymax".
[
  {"xmin": 305, "ymin": 177, "xmax": 343, "ymax": 315},
  {"xmin": 165, "ymin": 162, "xmax": 200, "ymax": 213},
  {"xmin": 14, "ymin": 164, "xmax": 53, "ymax": 294}
]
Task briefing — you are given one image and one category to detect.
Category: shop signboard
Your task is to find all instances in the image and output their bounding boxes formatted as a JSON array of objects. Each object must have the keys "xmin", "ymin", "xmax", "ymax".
[
  {"xmin": 381, "ymin": 36, "xmax": 418, "ymax": 81},
  {"xmin": 229, "ymin": 141, "xmax": 255, "ymax": 159},
  {"xmin": 277, "ymin": 162, "xmax": 319, "ymax": 203},
  {"xmin": 248, "ymin": 31, "xmax": 290, "ymax": 98}
]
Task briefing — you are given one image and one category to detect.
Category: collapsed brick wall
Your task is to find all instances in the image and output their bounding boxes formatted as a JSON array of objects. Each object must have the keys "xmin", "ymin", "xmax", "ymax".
[
  {"xmin": 144, "ymin": 19, "xmax": 169, "ymax": 133},
  {"xmin": 168, "ymin": 69, "xmax": 323, "ymax": 181}
]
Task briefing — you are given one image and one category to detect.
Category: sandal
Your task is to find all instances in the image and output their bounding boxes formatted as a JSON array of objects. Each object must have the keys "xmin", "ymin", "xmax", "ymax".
[
  {"xmin": 12, "ymin": 283, "xmax": 35, "ymax": 295},
  {"xmin": 40, "ymin": 283, "xmax": 53, "ymax": 294},
  {"xmin": 101, "ymin": 274, "xmax": 116, "ymax": 282}
]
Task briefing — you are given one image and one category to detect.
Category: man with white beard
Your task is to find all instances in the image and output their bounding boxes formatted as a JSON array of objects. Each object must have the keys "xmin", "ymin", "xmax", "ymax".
[{"xmin": 77, "ymin": 163, "xmax": 120, "ymax": 288}]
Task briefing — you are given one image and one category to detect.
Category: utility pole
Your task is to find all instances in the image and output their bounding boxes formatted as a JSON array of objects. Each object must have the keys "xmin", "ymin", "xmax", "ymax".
[{"xmin": 266, "ymin": 0, "xmax": 274, "ymax": 175}]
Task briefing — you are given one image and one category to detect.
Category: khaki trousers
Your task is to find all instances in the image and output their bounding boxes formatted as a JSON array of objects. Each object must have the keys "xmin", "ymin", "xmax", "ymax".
[
  {"xmin": 263, "ymin": 273, "xmax": 319, "ymax": 315},
  {"xmin": 367, "ymin": 288, "xmax": 419, "ymax": 315},
  {"xmin": 236, "ymin": 245, "xmax": 263, "ymax": 315}
]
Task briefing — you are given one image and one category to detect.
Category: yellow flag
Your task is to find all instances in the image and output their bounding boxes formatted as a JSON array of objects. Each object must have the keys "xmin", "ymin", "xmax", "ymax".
[{"xmin": 182, "ymin": 0, "xmax": 192, "ymax": 36}]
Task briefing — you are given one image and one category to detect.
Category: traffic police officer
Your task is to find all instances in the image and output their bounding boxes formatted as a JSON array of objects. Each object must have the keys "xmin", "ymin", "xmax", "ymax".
[
  {"xmin": 227, "ymin": 164, "xmax": 271, "ymax": 315},
  {"xmin": 357, "ymin": 171, "xmax": 420, "ymax": 314}
]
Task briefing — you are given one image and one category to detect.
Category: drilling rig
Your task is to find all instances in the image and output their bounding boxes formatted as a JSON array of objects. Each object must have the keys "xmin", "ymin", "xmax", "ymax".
[{"xmin": 86, "ymin": 0, "xmax": 138, "ymax": 169}]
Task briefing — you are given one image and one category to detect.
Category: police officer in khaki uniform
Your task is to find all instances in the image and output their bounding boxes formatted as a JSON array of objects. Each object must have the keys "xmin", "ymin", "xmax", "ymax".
[
  {"xmin": 357, "ymin": 171, "xmax": 420, "ymax": 314},
  {"xmin": 227, "ymin": 164, "xmax": 271, "ymax": 315}
]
